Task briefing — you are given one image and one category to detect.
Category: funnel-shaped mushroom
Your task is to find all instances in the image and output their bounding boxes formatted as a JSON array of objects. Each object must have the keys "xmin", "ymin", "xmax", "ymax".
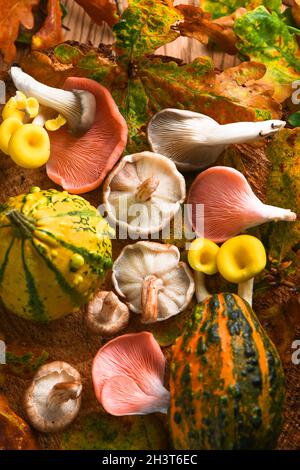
[
  {"xmin": 92, "ymin": 332, "xmax": 170, "ymax": 416},
  {"xmin": 85, "ymin": 290, "xmax": 130, "ymax": 336},
  {"xmin": 24, "ymin": 361, "xmax": 82, "ymax": 433},
  {"xmin": 217, "ymin": 235, "xmax": 266, "ymax": 305},
  {"xmin": 10, "ymin": 67, "xmax": 128, "ymax": 194},
  {"xmin": 188, "ymin": 237, "xmax": 219, "ymax": 302},
  {"xmin": 112, "ymin": 241, "xmax": 195, "ymax": 323},
  {"xmin": 188, "ymin": 166, "xmax": 297, "ymax": 242},
  {"xmin": 103, "ymin": 151, "xmax": 186, "ymax": 235},
  {"xmin": 148, "ymin": 108, "xmax": 285, "ymax": 171}
]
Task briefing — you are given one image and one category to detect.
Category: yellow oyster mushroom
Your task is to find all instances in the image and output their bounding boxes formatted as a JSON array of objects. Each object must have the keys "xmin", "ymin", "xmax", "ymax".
[
  {"xmin": 0, "ymin": 117, "xmax": 23, "ymax": 155},
  {"xmin": 45, "ymin": 114, "xmax": 67, "ymax": 131},
  {"xmin": 15, "ymin": 91, "xmax": 27, "ymax": 110},
  {"xmin": 217, "ymin": 234, "xmax": 266, "ymax": 306},
  {"xmin": 8, "ymin": 124, "xmax": 50, "ymax": 169},
  {"xmin": 2, "ymin": 97, "xmax": 25, "ymax": 122},
  {"xmin": 188, "ymin": 237, "xmax": 220, "ymax": 303},
  {"xmin": 25, "ymin": 97, "xmax": 39, "ymax": 119}
]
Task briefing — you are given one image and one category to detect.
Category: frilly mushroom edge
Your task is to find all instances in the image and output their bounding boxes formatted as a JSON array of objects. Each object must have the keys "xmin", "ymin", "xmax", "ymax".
[
  {"xmin": 112, "ymin": 241, "xmax": 195, "ymax": 323},
  {"xmin": 24, "ymin": 361, "xmax": 82, "ymax": 433},
  {"xmin": 103, "ymin": 151, "xmax": 186, "ymax": 235}
]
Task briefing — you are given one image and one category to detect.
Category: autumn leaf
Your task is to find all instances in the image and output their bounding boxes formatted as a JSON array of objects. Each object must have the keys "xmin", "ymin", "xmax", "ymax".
[
  {"xmin": 260, "ymin": 128, "xmax": 300, "ymax": 266},
  {"xmin": 292, "ymin": 0, "xmax": 300, "ymax": 27},
  {"xmin": 32, "ymin": 0, "xmax": 63, "ymax": 50},
  {"xmin": 22, "ymin": 0, "xmax": 281, "ymax": 151},
  {"xmin": 0, "ymin": 395, "xmax": 38, "ymax": 450},
  {"xmin": 176, "ymin": 4, "xmax": 247, "ymax": 54},
  {"xmin": 113, "ymin": 0, "xmax": 181, "ymax": 64},
  {"xmin": 200, "ymin": 0, "xmax": 281, "ymax": 19},
  {"xmin": 234, "ymin": 6, "xmax": 300, "ymax": 102},
  {"xmin": 74, "ymin": 0, "xmax": 119, "ymax": 27},
  {"xmin": 0, "ymin": 0, "xmax": 39, "ymax": 63}
]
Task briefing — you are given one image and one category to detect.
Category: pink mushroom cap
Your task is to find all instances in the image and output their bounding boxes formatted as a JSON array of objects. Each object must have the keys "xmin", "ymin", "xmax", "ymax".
[
  {"xmin": 47, "ymin": 77, "xmax": 128, "ymax": 194},
  {"xmin": 92, "ymin": 332, "xmax": 170, "ymax": 416},
  {"xmin": 188, "ymin": 166, "xmax": 296, "ymax": 243}
]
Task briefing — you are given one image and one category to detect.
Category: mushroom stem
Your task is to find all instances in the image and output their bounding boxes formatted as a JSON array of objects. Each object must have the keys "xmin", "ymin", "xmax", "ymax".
[
  {"xmin": 10, "ymin": 67, "xmax": 96, "ymax": 135},
  {"xmin": 194, "ymin": 271, "xmax": 210, "ymax": 303},
  {"xmin": 256, "ymin": 204, "xmax": 297, "ymax": 223},
  {"xmin": 238, "ymin": 278, "xmax": 254, "ymax": 306},
  {"xmin": 98, "ymin": 291, "xmax": 120, "ymax": 321},
  {"xmin": 141, "ymin": 275, "xmax": 163, "ymax": 323},
  {"xmin": 46, "ymin": 381, "xmax": 82, "ymax": 411},
  {"xmin": 135, "ymin": 176, "xmax": 160, "ymax": 202},
  {"xmin": 208, "ymin": 120, "xmax": 286, "ymax": 145}
]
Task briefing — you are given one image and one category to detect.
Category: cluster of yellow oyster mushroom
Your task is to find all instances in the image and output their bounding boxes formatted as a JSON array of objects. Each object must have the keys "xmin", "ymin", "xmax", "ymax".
[
  {"xmin": 0, "ymin": 91, "xmax": 66, "ymax": 169},
  {"xmin": 188, "ymin": 234, "xmax": 267, "ymax": 306}
]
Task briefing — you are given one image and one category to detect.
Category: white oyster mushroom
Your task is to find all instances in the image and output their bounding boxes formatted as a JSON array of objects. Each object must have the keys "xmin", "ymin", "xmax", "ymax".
[
  {"xmin": 24, "ymin": 361, "xmax": 82, "ymax": 433},
  {"xmin": 103, "ymin": 152, "xmax": 186, "ymax": 235},
  {"xmin": 147, "ymin": 108, "xmax": 286, "ymax": 171},
  {"xmin": 112, "ymin": 241, "xmax": 195, "ymax": 323}
]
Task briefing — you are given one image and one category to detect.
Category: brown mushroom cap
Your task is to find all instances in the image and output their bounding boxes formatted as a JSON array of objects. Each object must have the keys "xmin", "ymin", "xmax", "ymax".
[
  {"xmin": 24, "ymin": 361, "xmax": 82, "ymax": 433},
  {"xmin": 85, "ymin": 291, "xmax": 130, "ymax": 336}
]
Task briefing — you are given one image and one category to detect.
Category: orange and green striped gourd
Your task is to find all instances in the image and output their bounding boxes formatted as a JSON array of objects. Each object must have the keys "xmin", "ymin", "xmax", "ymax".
[
  {"xmin": 169, "ymin": 293, "xmax": 285, "ymax": 450},
  {"xmin": 0, "ymin": 187, "xmax": 112, "ymax": 323}
]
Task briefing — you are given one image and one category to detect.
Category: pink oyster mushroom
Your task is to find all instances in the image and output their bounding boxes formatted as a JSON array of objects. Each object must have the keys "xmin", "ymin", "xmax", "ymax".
[
  {"xmin": 48, "ymin": 77, "xmax": 128, "ymax": 194},
  {"xmin": 92, "ymin": 332, "xmax": 170, "ymax": 416},
  {"xmin": 188, "ymin": 166, "xmax": 297, "ymax": 243}
]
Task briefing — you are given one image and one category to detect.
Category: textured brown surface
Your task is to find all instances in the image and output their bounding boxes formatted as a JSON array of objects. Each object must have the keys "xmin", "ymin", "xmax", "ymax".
[{"xmin": 0, "ymin": 0, "xmax": 299, "ymax": 450}]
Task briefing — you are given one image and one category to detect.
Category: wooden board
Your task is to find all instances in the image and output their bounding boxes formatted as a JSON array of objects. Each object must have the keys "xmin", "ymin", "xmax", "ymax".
[{"xmin": 0, "ymin": 0, "xmax": 299, "ymax": 451}]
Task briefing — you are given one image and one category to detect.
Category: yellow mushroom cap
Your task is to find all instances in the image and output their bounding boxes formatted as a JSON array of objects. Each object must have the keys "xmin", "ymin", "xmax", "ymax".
[
  {"xmin": 25, "ymin": 97, "xmax": 39, "ymax": 119},
  {"xmin": 8, "ymin": 124, "xmax": 50, "ymax": 169},
  {"xmin": 2, "ymin": 97, "xmax": 25, "ymax": 122},
  {"xmin": 217, "ymin": 234, "xmax": 267, "ymax": 283},
  {"xmin": 188, "ymin": 237, "xmax": 219, "ymax": 275},
  {"xmin": 15, "ymin": 91, "xmax": 27, "ymax": 110},
  {"xmin": 45, "ymin": 114, "xmax": 67, "ymax": 131},
  {"xmin": 0, "ymin": 117, "xmax": 23, "ymax": 155}
]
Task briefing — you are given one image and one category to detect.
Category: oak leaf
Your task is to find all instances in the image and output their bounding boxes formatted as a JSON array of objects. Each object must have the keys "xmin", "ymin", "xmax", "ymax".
[
  {"xmin": 0, "ymin": 0, "xmax": 39, "ymax": 63},
  {"xmin": 234, "ymin": 6, "xmax": 300, "ymax": 102},
  {"xmin": 74, "ymin": 0, "xmax": 120, "ymax": 27},
  {"xmin": 32, "ymin": 0, "xmax": 63, "ymax": 50},
  {"xmin": 176, "ymin": 4, "xmax": 247, "ymax": 54}
]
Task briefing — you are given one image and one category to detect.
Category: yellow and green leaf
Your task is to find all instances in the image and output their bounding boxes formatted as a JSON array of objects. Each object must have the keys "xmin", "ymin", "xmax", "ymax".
[{"xmin": 234, "ymin": 6, "xmax": 300, "ymax": 101}]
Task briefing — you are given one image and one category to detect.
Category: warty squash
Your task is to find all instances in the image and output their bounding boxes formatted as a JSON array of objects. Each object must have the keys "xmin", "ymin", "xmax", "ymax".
[
  {"xmin": 0, "ymin": 188, "xmax": 112, "ymax": 322},
  {"xmin": 169, "ymin": 293, "xmax": 285, "ymax": 450}
]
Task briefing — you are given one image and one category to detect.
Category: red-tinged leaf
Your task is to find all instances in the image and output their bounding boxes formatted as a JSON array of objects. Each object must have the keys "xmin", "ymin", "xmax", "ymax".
[
  {"xmin": 0, "ymin": 0, "xmax": 39, "ymax": 63},
  {"xmin": 74, "ymin": 0, "xmax": 120, "ymax": 27},
  {"xmin": 32, "ymin": 0, "xmax": 63, "ymax": 50},
  {"xmin": 175, "ymin": 4, "xmax": 247, "ymax": 54},
  {"xmin": 292, "ymin": 0, "xmax": 300, "ymax": 27},
  {"xmin": 0, "ymin": 395, "xmax": 38, "ymax": 450}
]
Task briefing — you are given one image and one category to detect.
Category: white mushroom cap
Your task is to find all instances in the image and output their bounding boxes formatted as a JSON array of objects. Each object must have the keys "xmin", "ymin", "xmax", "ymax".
[
  {"xmin": 112, "ymin": 241, "xmax": 195, "ymax": 323},
  {"xmin": 103, "ymin": 151, "xmax": 186, "ymax": 235},
  {"xmin": 85, "ymin": 290, "xmax": 130, "ymax": 335},
  {"xmin": 24, "ymin": 361, "xmax": 82, "ymax": 433}
]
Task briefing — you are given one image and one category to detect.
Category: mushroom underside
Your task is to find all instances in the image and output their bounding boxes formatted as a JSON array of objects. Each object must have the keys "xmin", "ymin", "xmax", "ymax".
[{"xmin": 47, "ymin": 77, "xmax": 127, "ymax": 194}]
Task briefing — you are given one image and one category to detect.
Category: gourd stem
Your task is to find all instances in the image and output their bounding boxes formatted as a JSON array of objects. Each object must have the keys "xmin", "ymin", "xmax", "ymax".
[
  {"xmin": 194, "ymin": 271, "xmax": 210, "ymax": 303},
  {"xmin": 6, "ymin": 209, "xmax": 35, "ymax": 239},
  {"xmin": 238, "ymin": 278, "xmax": 254, "ymax": 306}
]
